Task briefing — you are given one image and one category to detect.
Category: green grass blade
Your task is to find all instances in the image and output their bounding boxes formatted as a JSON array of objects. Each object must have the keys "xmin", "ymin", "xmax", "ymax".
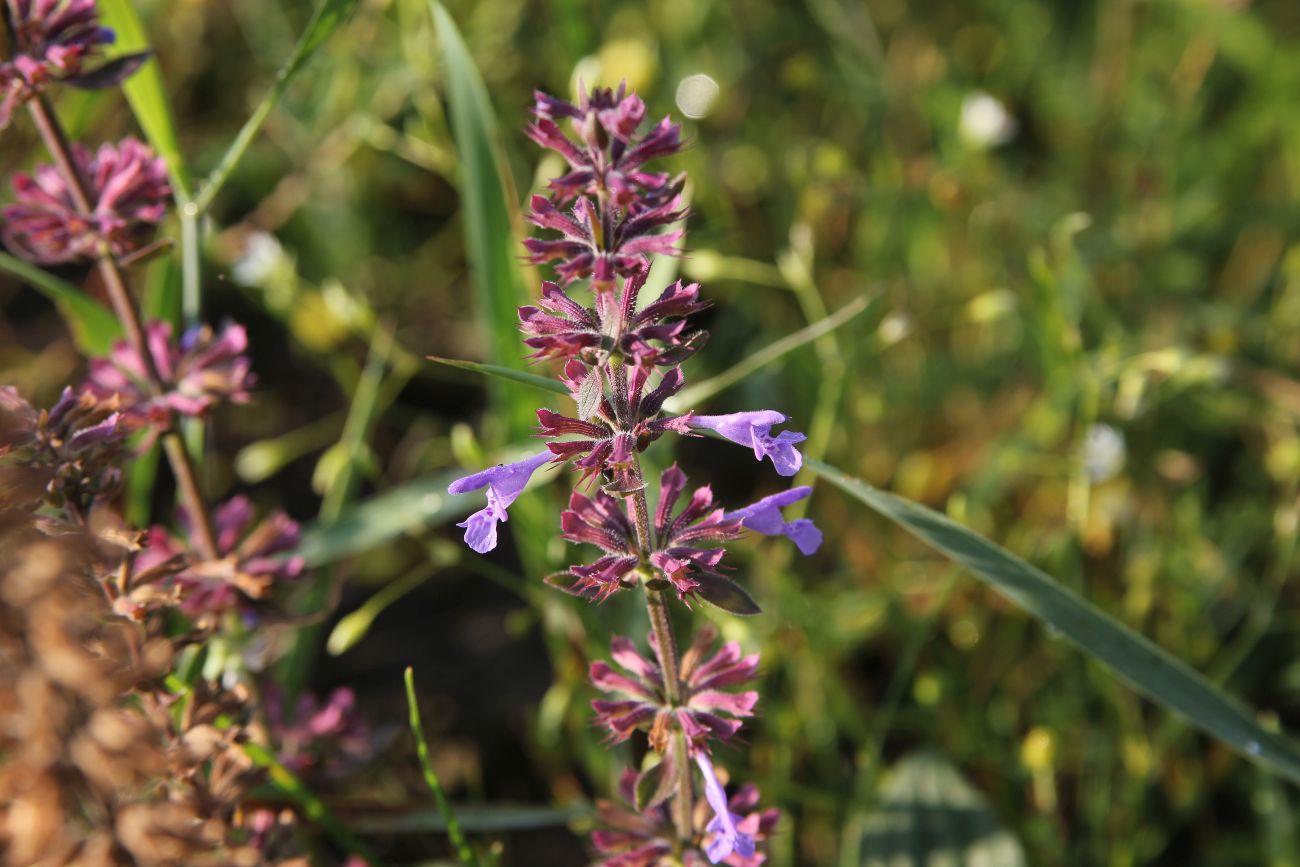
[
  {"xmin": 295, "ymin": 467, "xmax": 464, "ymax": 567},
  {"xmin": 0, "ymin": 252, "xmax": 121, "ymax": 355},
  {"xmin": 192, "ymin": 0, "xmax": 362, "ymax": 213},
  {"xmin": 668, "ymin": 292, "xmax": 874, "ymax": 411},
  {"xmin": 405, "ymin": 667, "xmax": 481, "ymax": 866},
  {"xmin": 430, "ymin": 1, "xmax": 533, "ymax": 436},
  {"xmin": 349, "ymin": 804, "xmax": 588, "ymax": 834},
  {"xmin": 428, "ymin": 355, "xmax": 566, "ymax": 397},
  {"xmin": 807, "ymin": 457, "xmax": 1300, "ymax": 783},
  {"xmin": 242, "ymin": 742, "xmax": 377, "ymax": 862},
  {"xmin": 95, "ymin": 0, "xmax": 192, "ymax": 199}
]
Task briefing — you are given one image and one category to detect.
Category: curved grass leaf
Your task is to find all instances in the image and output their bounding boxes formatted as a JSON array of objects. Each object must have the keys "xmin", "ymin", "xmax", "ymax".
[
  {"xmin": 193, "ymin": 0, "xmax": 363, "ymax": 213},
  {"xmin": 430, "ymin": 1, "xmax": 534, "ymax": 437},
  {"xmin": 95, "ymin": 0, "xmax": 192, "ymax": 199},
  {"xmin": 807, "ymin": 457, "xmax": 1300, "ymax": 783},
  {"xmin": 0, "ymin": 252, "xmax": 121, "ymax": 355}
]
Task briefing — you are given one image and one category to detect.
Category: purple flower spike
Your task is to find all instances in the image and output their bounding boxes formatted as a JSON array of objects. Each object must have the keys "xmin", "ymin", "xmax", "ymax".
[
  {"xmin": 696, "ymin": 752, "xmax": 756, "ymax": 864},
  {"xmin": 1, "ymin": 137, "xmax": 170, "ymax": 263},
  {"xmin": 726, "ymin": 486, "xmax": 822, "ymax": 555},
  {"xmin": 448, "ymin": 451, "xmax": 553, "ymax": 553},
  {"xmin": 691, "ymin": 411, "xmax": 807, "ymax": 477}
]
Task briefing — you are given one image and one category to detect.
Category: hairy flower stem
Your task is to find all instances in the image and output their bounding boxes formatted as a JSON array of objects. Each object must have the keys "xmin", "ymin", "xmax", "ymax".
[
  {"xmin": 26, "ymin": 95, "xmax": 220, "ymax": 561},
  {"xmin": 627, "ymin": 458, "xmax": 695, "ymax": 844}
]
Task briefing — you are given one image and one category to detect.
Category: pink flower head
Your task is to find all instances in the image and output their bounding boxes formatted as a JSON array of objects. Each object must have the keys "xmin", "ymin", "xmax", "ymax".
[
  {"xmin": 540, "ymin": 363, "xmax": 691, "ymax": 491},
  {"xmin": 144, "ymin": 495, "xmax": 305, "ymax": 623},
  {"xmin": 2, "ymin": 137, "xmax": 169, "ymax": 263},
  {"xmin": 0, "ymin": 0, "xmax": 147, "ymax": 127},
  {"xmin": 591, "ymin": 766, "xmax": 778, "ymax": 867},
  {"xmin": 644, "ymin": 463, "xmax": 742, "ymax": 602},
  {"xmin": 447, "ymin": 451, "xmax": 553, "ymax": 553},
  {"xmin": 84, "ymin": 320, "xmax": 254, "ymax": 431},
  {"xmin": 519, "ymin": 272, "xmax": 708, "ymax": 368},
  {"xmin": 726, "ymin": 487, "xmax": 822, "ymax": 555},
  {"xmin": 528, "ymin": 84, "xmax": 682, "ymax": 208},
  {"xmin": 690, "ymin": 412, "xmax": 806, "ymax": 477},
  {"xmin": 591, "ymin": 625, "xmax": 758, "ymax": 751},
  {"xmin": 524, "ymin": 193, "xmax": 684, "ymax": 291}
]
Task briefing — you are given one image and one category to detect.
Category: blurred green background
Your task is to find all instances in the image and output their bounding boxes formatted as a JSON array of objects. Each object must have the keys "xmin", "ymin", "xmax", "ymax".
[{"xmin": 4, "ymin": 0, "xmax": 1300, "ymax": 864}]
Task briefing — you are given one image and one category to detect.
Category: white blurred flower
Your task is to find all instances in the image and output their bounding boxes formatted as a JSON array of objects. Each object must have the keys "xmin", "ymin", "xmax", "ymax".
[
  {"xmin": 1084, "ymin": 423, "xmax": 1126, "ymax": 484},
  {"xmin": 959, "ymin": 91, "xmax": 1017, "ymax": 149},
  {"xmin": 675, "ymin": 73, "xmax": 720, "ymax": 119},
  {"xmin": 232, "ymin": 231, "xmax": 286, "ymax": 287}
]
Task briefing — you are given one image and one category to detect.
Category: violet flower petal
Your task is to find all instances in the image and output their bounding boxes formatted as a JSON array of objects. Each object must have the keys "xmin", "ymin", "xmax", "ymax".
[
  {"xmin": 448, "ymin": 451, "xmax": 553, "ymax": 553},
  {"xmin": 691, "ymin": 411, "xmax": 807, "ymax": 477},
  {"xmin": 695, "ymin": 752, "xmax": 756, "ymax": 863},
  {"xmin": 725, "ymin": 486, "xmax": 822, "ymax": 555}
]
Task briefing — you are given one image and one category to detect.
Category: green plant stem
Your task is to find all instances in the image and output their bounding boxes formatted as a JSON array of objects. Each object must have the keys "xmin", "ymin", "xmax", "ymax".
[
  {"xmin": 27, "ymin": 95, "xmax": 219, "ymax": 560},
  {"xmin": 627, "ymin": 459, "xmax": 694, "ymax": 846},
  {"xmin": 404, "ymin": 666, "xmax": 481, "ymax": 866}
]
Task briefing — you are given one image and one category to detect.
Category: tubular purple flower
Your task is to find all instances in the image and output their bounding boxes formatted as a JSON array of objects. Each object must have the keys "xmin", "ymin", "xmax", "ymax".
[
  {"xmin": 447, "ymin": 451, "xmax": 553, "ymax": 553},
  {"xmin": 0, "ymin": 0, "xmax": 147, "ymax": 128},
  {"xmin": 1, "ymin": 137, "xmax": 170, "ymax": 263},
  {"xmin": 696, "ymin": 752, "xmax": 757, "ymax": 864},
  {"xmin": 691, "ymin": 411, "xmax": 806, "ymax": 477},
  {"xmin": 726, "ymin": 487, "xmax": 822, "ymax": 555}
]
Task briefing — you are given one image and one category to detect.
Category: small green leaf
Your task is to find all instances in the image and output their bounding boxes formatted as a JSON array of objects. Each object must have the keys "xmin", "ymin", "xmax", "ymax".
[
  {"xmin": 577, "ymin": 365, "xmax": 602, "ymax": 419},
  {"xmin": 0, "ymin": 252, "xmax": 121, "ymax": 355},
  {"xmin": 635, "ymin": 751, "xmax": 678, "ymax": 812},
  {"xmin": 694, "ymin": 573, "xmax": 762, "ymax": 616},
  {"xmin": 808, "ymin": 457, "xmax": 1300, "ymax": 783}
]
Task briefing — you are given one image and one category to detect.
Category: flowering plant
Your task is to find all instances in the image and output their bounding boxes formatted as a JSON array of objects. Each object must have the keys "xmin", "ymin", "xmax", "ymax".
[{"xmin": 448, "ymin": 83, "xmax": 821, "ymax": 863}]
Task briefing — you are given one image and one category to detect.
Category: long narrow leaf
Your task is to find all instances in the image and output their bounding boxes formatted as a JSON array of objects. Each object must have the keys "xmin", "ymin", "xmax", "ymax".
[
  {"xmin": 428, "ymin": 355, "xmax": 566, "ymax": 397},
  {"xmin": 95, "ymin": 0, "xmax": 192, "ymax": 199},
  {"xmin": 193, "ymin": 0, "xmax": 362, "ymax": 213},
  {"xmin": 430, "ymin": 1, "xmax": 533, "ymax": 436},
  {"xmin": 0, "ymin": 252, "xmax": 121, "ymax": 355},
  {"xmin": 807, "ymin": 457, "xmax": 1300, "ymax": 783}
]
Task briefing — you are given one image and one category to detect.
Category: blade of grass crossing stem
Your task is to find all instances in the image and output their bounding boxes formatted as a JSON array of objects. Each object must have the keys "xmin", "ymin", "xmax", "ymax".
[
  {"xmin": 95, "ymin": 0, "xmax": 193, "ymax": 199},
  {"xmin": 0, "ymin": 252, "xmax": 121, "ymax": 354},
  {"xmin": 430, "ymin": 2, "xmax": 534, "ymax": 437},
  {"xmin": 667, "ymin": 293, "xmax": 874, "ymax": 410},
  {"xmin": 242, "ymin": 742, "xmax": 377, "ymax": 862},
  {"xmin": 806, "ymin": 457, "xmax": 1300, "ymax": 783},
  {"xmin": 192, "ymin": 0, "xmax": 362, "ymax": 213},
  {"xmin": 405, "ymin": 667, "xmax": 481, "ymax": 866},
  {"xmin": 428, "ymin": 355, "xmax": 566, "ymax": 397}
]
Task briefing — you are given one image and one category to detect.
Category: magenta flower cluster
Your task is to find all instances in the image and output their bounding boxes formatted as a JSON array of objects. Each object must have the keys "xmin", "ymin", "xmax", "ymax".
[
  {"xmin": 0, "ymin": 0, "xmax": 147, "ymax": 128},
  {"xmin": 0, "ymin": 0, "xmax": 297, "ymax": 629},
  {"xmin": 448, "ymin": 84, "xmax": 821, "ymax": 864}
]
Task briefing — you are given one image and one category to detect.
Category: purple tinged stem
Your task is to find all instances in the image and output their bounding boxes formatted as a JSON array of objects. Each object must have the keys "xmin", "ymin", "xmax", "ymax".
[{"xmin": 25, "ymin": 95, "xmax": 220, "ymax": 561}]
